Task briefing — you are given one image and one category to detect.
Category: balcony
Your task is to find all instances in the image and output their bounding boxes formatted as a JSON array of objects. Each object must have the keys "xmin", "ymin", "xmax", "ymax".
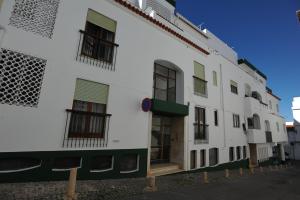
[
  {"xmin": 265, "ymin": 131, "xmax": 273, "ymax": 143},
  {"xmin": 76, "ymin": 30, "xmax": 119, "ymax": 71},
  {"xmin": 194, "ymin": 124, "xmax": 209, "ymax": 144},
  {"xmin": 63, "ymin": 109, "xmax": 111, "ymax": 148},
  {"xmin": 244, "ymin": 96, "xmax": 268, "ymax": 116},
  {"xmin": 247, "ymin": 129, "xmax": 265, "ymax": 144}
]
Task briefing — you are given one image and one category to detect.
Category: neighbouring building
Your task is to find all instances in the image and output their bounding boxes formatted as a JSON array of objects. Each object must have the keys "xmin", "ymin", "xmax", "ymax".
[
  {"xmin": 286, "ymin": 97, "xmax": 300, "ymax": 160},
  {"xmin": 0, "ymin": 0, "xmax": 288, "ymax": 182}
]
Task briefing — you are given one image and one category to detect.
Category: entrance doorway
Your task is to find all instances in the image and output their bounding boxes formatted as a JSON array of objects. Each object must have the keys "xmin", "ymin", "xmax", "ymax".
[
  {"xmin": 249, "ymin": 144, "xmax": 258, "ymax": 166},
  {"xmin": 151, "ymin": 115, "xmax": 172, "ymax": 164}
]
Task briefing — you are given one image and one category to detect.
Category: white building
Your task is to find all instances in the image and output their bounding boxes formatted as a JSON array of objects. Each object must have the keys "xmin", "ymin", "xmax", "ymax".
[
  {"xmin": 286, "ymin": 97, "xmax": 300, "ymax": 160},
  {"xmin": 0, "ymin": 0, "xmax": 288, "ymax": 182}
]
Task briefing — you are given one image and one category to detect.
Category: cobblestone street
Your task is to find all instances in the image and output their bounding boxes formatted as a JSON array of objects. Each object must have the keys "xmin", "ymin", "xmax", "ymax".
[{"xmin": 0, "ymin": 163, "xmax": 299, "ymax": 200}]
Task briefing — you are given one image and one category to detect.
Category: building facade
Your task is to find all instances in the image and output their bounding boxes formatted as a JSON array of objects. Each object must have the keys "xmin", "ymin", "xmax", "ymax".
[
  {"xmin": 0, "ymin": 0, "xmax": 288, "ymax": 182},
  {"xmin": 286, "ymin": 97, "xmax": 300, "ymax": 160}
]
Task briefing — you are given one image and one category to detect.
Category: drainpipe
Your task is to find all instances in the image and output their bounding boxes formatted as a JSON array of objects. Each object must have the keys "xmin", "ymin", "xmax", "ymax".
[{"xmin": 219, "ymin": 63, "xmax": 226, "ymax": 148}]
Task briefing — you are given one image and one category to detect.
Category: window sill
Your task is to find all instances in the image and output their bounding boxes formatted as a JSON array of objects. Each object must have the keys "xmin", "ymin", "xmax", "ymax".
[
  {"xmin": 194, "ymin": 92, "xmax": 208, "ymax": 98},
  {"xmin": 194, "ymin": 139, "xmax": 209, "ymax": 144}
]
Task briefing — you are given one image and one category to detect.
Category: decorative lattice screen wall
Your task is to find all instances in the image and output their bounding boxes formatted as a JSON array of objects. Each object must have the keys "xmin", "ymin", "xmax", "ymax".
[
  {"xmin": 9, "ymin": 0, "xmax": 60, "ymax": 38},
  {"xmin": 0, "ymin": 48, "xmax": 47, "ymax": 107}
]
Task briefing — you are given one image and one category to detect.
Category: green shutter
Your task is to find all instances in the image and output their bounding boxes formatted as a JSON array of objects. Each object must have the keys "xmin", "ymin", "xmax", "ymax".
[
  {"xmin": 213, "ymin": 71, "xmax": 217, "ymax": 86},
  {"xmin": 87, "ymin": 9, "xmax": 117, "ymax": 33},
  {"xmin": 230, "ymin": 80, "xmax": 238, "ymax": 87},
  {"xmin": 74, "ymin": 79, "xmax": 109, "ymax": 104},
  {"xmin": 0, "ymin": 0, "xmax": 3, "ymax": 9},
  {"xmin": 194, "ymin": 61, "xmax": 205, "ymax": 80}
]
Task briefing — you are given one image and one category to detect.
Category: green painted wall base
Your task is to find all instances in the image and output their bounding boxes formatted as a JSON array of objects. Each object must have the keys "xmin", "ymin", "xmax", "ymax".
[
  {"xmin": 0, "ymin": 149, "xmax": 147, "ymax": 183},
  {"xmin": 182, "ymin": 159, "xmax": 250, "ymax": 175}
]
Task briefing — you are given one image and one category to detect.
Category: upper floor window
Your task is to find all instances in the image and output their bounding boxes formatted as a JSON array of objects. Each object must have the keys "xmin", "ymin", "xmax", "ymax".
[
  {"xmin": 276, "ymin": 122, "xmax": 280, "ymax": 132},
  {"xmin": 214, "ymin": 110, "xmax": 218, "ymax": 126},
  {"xmin": 276, "ymin": 104, "xmax": 279, "ymax": 112},
  {"xmin": 212, "ymin": 71, "xmax": 218, "ymax": 86},
  {"xmin": 230, "ymin": 80, "xmax": 238, "ymax": 94},
  {"xmin": 193, "ymin": 61, "xmax": 207, "ymax": 97},
  {"xmin": 233, "ymin": 114, "xmax": 240, "ymax": 128},
  {"xmin": 194, "ymin": 107, "xmax": 208, "ymax": 143},
  {"xmin": 269, "ymin": 100, "xmax": 272, "ymax": 110},
  {"xmin": 153, "ymin": 63, "xmax": 176, "ymax": 102},
  {"xmin": 63, "ymin": 79, "xmax": 111, "ymax": 148},
  {"xmin": 248, "ymin": 114, "xmax": 261, "ymax": 129}
]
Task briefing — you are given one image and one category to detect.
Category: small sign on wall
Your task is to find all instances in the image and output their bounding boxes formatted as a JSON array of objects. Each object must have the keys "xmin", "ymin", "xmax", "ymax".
[{"xmin": 141, "ymin": 98, "xmax": 152, "ymax": 112}]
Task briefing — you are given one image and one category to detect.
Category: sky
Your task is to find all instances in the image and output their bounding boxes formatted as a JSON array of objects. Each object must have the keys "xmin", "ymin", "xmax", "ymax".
[{"xmin": 176, "ymin": 0, "xmax": 300, "ymax": 122}]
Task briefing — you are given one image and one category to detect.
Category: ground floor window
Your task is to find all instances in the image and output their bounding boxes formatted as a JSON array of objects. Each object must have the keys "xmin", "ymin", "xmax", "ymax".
[
  {"xmin": 0, "ymin": 158, "xmax": 41, "ymax": 173},
  {"xmin": 236, "ymin": 146, "xmax": 241, "ymax": 160},
  {"xmin": 120, "ymin": 154, "xmax": 139, "ymax": 173},
  {"xmin": 200, "ymin": 149, "xmax": 206, "ymax": 167},
  {"xmin": 229, "ymin": 147, "xmax": 234, "ymax": 161},
  {"xmin": 90, "ymin": 155, "xmax": 113, "ymax": 172},
  {"xmin": 190, "ymin": 150, "xmax": 197, "ymax": 170},
  {"xmin": 209, "ymin": 148, "xmax": 219, "ymax": 166},
  {"xmin": 52, "ymin": 157, "xmax": 82, "ymax": 171},
  {"xmin": 243, "ymin": 146, "xmax": 247, "ymax": 159}
]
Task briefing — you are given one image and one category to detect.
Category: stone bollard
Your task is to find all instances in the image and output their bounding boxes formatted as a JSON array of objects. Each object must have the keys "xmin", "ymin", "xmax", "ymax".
[
  {"xmin": 64, "ymin": 168, "xmax": 78, "ymax": 200},
  {"xmin": 249, "ymin": 167, "xmax": 254, "ymax": 175},
  {"xmin": 239, "ymin": 168, "xmax": 243, "ymax": 176},
  {"xmin": 225, "ymin": 169, "xmax": 230, "ymax": 178},
  {"xmin": 203, "ymin": 172, "xmax": 209, "ymax": 184},
  {"xmin": 144, "ymin": 176, "xmax": 157, "ymax": 192},
  {"xmin": 260, "ymin": 166, "xmax": 264, "ymax": 173}
]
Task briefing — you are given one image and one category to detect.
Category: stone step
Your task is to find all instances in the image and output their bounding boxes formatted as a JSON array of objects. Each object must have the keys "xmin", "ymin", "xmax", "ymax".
[{"xmin": 150, "ymin": 163, "xmax": 182, "ymax": 176}]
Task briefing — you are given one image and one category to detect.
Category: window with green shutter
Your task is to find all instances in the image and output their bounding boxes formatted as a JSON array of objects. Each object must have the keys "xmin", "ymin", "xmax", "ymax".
[
  {"xmin": 87, "ymin": 9, "xmax": 117, "ymax": 33},
  {"xmin": 0, "ymin": 0, "xmax": 3, "ymax": 10},
  {"xmin": 193, "ymin": 61, "xmax": 207, "ymax": 96},
  {"xmin": 213, "ymin": 71, "xmax": 217, "ymax": 86}
]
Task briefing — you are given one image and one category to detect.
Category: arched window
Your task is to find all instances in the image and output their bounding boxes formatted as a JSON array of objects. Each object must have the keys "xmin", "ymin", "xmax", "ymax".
[
  {"xmin": 253, "ymin": 114, "xmax": 261, "ymax": 129},
  {"xmin": 252, "ymin": 91, "xmax": 262, "ymax": 101}
]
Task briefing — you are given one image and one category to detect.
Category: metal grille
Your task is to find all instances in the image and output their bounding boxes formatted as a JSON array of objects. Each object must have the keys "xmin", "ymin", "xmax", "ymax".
[
  {"xmin": 9, "ymin": 0, "xmax": 60, "ymax": 38},
  {"xmin": 0, "ymin": 48, "xmax": 46, "ymax": 107}
]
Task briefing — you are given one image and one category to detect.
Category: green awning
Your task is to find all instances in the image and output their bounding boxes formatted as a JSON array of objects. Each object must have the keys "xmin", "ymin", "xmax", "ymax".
[
  {"xmin": 151, "ymin": 99, "xmax": 189, "ymax": 116},
  {"xmin": 87, "ymin": 9, "xmax": 117, "ymax": 33}
]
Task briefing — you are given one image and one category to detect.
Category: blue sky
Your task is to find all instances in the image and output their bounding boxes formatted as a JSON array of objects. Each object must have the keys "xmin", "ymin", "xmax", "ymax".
[{"xmin": 176, "ymin": 0, "xmax": 300, "ymax": 121}]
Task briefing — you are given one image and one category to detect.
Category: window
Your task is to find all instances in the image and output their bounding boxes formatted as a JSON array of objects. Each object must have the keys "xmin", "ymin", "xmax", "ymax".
[
  {"xmin": 194, "ymin": 107, "xmax": 208, "ymax": 143},
  {"xmin": 243, "ymin": 146, "xmax": 247, "ymax": 159},
  {"xmin": 252, "ymin": 114, "xmax": 261, "ymax": 129},
  {"xmin": 233, "ymin": 114, "xmax": 240, "ymax": 128},
  {"xmin": 214, "ymin": 110, "xmax": 218, "ymax": 126},
  {"xmin": 153, "ymin": 63, "xmax": 176, "ymax": 102},
  {"xmin": 82, "ymin": 9, "xmax": 117, "ymax": 62},
  {"xmin": 68, "ymin": 79, "xmax": 109, "ymax": 138},
  {"xmin": 0, "ymin": 0, "xmax": 3, "ymax": 10},
  {"xmin": 236, "ymin": 146, "xmax": 241, "ymax": 160},
  {"xmin": 245, "ymin": 84, "xmax": 251, "ymax": 97},
  {"xmin": 90, "ymin": 155, "xmax": 113, "ymax": 172},
  {"xmin": 248, "ymin": 118, "xmax": 254, "ymax": 129},
  {"xmin": 209, "ymin": 148, "xmax": 218, "ymax": 166},
  {"xmin": 265, "ymin": 120, "xmax": 271, "ymax": 132},
  {"xmin": 230, "ymin": 80, "xmax": 238, "ymax": 94},
  {"xmin": 276, "ymin": 122, "xmax": 280, "ymax": 132},
  {"xmin": 276, "ymin": 104, "xmax": 279, "ymax": 112},
  {"xmin": 120, "ymin": 154, "xmax": 139, "ymax": 173},
  {"xmin": 213, "ymin": 71, "xmax": 217, "ymax": 86},
  {"xmin": 269, "ymin": 100, "xmax": 272, "ymax": 110},
  {"xmin": 229, "ymin": 147, "xmax": 234, "ymax": 161},
  {"xmin": 283, "ymin": 124, "xmax": 286, "ymax": 133},
  {"xmin": 0, "ymin": 49, "xmax": 46, "ymax": 107},
  {"xmin": 52, "ymin": 157, "xmax": 82, "ymax": 171},
  {"xmin": 200, "ymin": 150, "xmax": 206, "ymax": 167},
  {"xmin": 193, "ymin": 61, "xmax": 207, "ymax": 96},
  {"xmin": 0, "ymin": 158, "xmax": 41, "ymax": 173},
  {"xmin": 190, "ymin": 150, "xmax": 197, "ymax": 170}
]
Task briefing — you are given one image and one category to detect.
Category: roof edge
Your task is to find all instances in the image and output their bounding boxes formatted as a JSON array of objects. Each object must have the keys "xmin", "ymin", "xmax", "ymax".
[{"xmin": 238, "ymin": 59, "xmax": 267, "ymax": 80}]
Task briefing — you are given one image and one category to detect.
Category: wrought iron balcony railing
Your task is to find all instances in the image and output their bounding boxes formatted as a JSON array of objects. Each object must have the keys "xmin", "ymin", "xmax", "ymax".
[
  {"xmin": 76, "ymin": 30, "xmax": 119, "ymax": 71},
  {"xmin": 63, "ymin": 109, "xmax": 111, "ymax": 148},
  {"xmin": 194, "ymin": 124, "xmax": 209, "ymax": 144}
]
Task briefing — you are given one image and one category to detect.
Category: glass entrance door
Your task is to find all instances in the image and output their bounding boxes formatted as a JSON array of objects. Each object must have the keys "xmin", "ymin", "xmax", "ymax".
[{"xmin": 151, "ymin": 115, "xmax": 172, "ymax": 164}]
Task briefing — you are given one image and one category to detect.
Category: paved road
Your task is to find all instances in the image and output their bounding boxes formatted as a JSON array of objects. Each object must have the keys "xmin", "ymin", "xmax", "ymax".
[{"xmin": 126, "ymin": 165, "xmax": 300, "ymax": 200}]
